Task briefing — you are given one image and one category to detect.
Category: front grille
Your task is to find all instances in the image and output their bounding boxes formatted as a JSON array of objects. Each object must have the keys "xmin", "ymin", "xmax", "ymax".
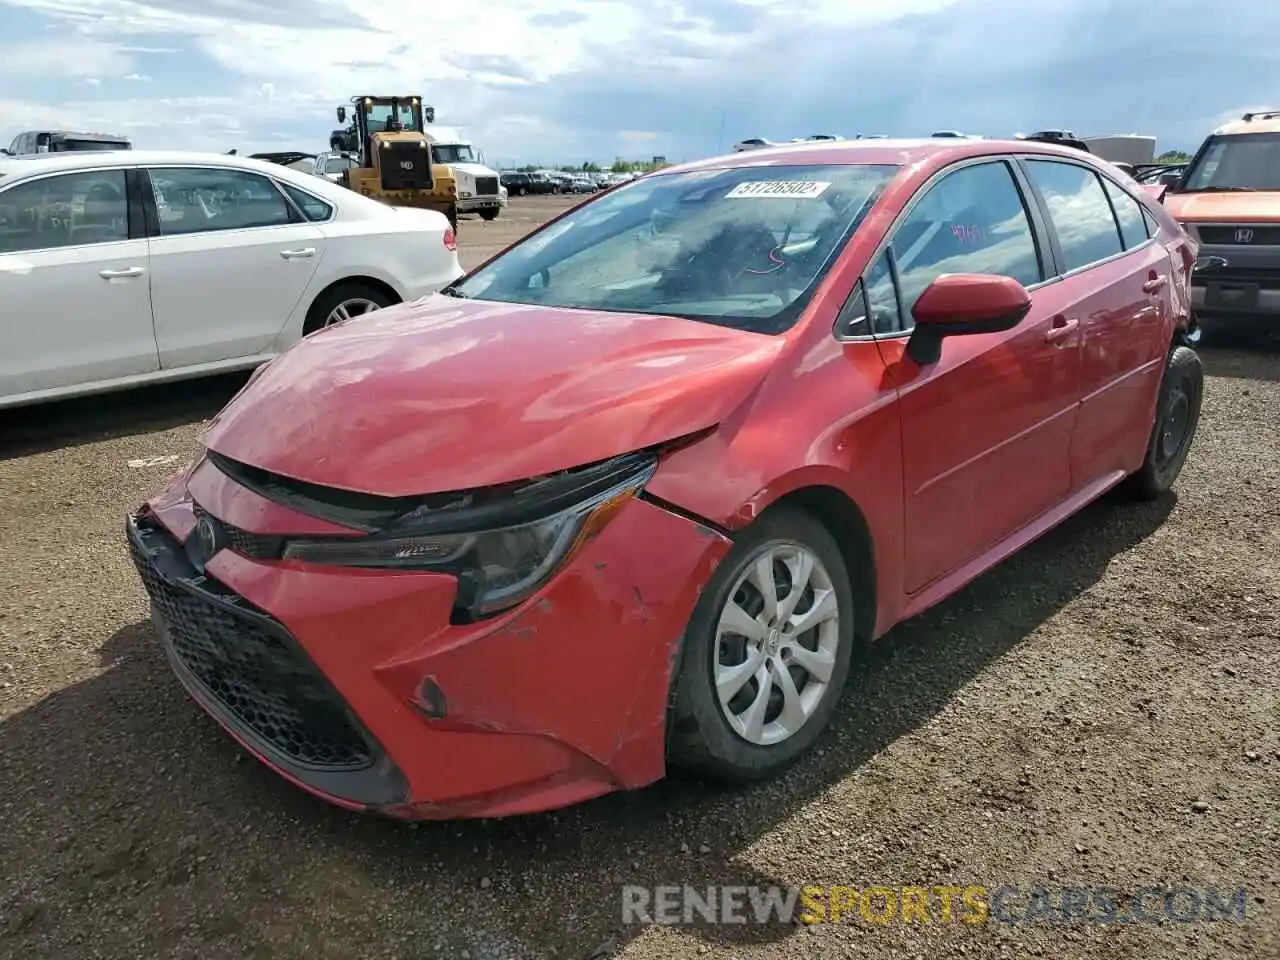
[
  {"xmin": 128, "ymin": 523, "xmax": 375, "ymax": 771},
  {"xmin": 1197, "ymin": 225, "xmax": 1280, "ymax": 245},
  {"xmin": 475, "ymin": 175, "xmax": 499, "ymax": 196},
  {"xmin": 192, "ymin": 503, "xmax": 281, "ymax": 560},
  {"xmin": 380, "ymin": 143, "xmax": 431, "ymax": 191},
  {"xmin": 1196, "ymin": 266, "xmax": 1280, "ymax": 289}
]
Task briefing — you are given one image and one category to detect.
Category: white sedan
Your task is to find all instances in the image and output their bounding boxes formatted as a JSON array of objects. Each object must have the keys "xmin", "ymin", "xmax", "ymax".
[{"xmin": 0, "ymin": 149, "xmax": 464, "ymax": 409}]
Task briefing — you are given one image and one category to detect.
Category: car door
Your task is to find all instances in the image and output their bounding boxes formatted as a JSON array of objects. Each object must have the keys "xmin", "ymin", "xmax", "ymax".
[
  {"xmin": 142, "ymin": 165, "xmax": 326, "ymax": 369},
  {"xmin": 1018, "ymin": 159, "xmax": 1172, "ymax": 488},
  {"xmin": 865, "ymin": 158, "xmax": 1082, "ymax": 594},
  {"xmin": 0, "ymin": 167, "xmax": 157, "ymax": 401}
]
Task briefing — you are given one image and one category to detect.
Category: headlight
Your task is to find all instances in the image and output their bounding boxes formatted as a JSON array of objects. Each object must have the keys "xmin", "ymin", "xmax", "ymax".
[{"xmin": 279, "ymin": 453, "xmax": 657, "ymax": 619}]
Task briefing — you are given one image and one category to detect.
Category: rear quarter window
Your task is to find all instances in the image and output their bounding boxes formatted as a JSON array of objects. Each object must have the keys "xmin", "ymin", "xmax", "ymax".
[
  {"xmin": 1101, "ymin": 178, "xmax": 1150, "ymax": 249},
  {"xmin": 280, "ymin": 182, "xmax": 334, "ymax": 222}
]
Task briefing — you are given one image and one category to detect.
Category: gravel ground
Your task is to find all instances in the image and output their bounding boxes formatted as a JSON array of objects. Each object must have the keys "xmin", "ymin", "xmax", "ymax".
[{"xmin": 1, "ymin": 197, "xmax": 1278, "ymax": 960}]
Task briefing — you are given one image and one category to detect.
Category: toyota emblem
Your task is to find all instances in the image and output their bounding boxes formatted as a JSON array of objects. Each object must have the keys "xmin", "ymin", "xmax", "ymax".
[
  {"xmin": 188, "ymin": 515, "xmax": 225, "ymax": 572},
  {"xmin": 1235, "ymin": 228, "xmax": 1254, "ymax": 243}
]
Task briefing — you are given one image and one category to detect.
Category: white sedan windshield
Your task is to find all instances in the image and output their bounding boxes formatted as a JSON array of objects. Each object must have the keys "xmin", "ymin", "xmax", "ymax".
[{"xmin": 450, "ymin": 163, "xmax": 900, "ymax": 334}]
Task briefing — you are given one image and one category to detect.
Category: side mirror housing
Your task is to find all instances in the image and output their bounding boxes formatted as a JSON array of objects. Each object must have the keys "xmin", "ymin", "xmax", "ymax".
[
  {"xmin": 906, "ymin": 273, "xmax": 1032, "ymax": 365},
  {"xmin": 337, "ymin": 106, "xmax": 346, "ymax": 124},
  {"xmin": 424, "ymin": 106, "xmax": 436, "ymax": 123},
  {"xmin": 1158, "ymin": 171, "xmax": 1181, "ymax": 187}
]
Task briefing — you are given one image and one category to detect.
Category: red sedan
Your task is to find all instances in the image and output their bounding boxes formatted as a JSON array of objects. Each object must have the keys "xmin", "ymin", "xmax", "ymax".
[{"xmin": 127, "ymin": 138, "xmax": 1203, "ymax": 819}]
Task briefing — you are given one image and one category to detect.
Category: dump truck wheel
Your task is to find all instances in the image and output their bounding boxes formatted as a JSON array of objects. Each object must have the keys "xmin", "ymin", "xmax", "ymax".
[{"xmin": 479, "ymin": 208, "xmax": 499, "ymax": 222}]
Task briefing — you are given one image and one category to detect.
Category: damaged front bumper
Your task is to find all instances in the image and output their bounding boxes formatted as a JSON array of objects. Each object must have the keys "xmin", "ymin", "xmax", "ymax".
[{"xmin": 126, "ymin": 456, "xmax": 731, "ymax": 819}]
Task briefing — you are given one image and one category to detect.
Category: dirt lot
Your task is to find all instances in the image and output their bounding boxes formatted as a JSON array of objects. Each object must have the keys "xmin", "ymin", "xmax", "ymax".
[{"xmin": 1, "ymin": 195, "xmax": 1278, "ymax": 960}]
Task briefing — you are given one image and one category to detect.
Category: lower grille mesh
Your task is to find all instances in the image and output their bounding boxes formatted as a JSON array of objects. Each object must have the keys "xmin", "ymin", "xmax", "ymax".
[{"xmin": 129, "ymin": 528, "xmax": 374, "ymax": 770}]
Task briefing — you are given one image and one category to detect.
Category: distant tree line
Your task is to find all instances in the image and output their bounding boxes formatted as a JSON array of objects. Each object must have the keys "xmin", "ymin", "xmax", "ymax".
[{"xmin": 1155, "ymin": 150, "xmax": 1191, "ymax": 162}]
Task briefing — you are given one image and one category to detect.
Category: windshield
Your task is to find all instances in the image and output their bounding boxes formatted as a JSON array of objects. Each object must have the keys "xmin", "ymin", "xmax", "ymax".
[
  {"xmin": 450, "ymin": 163, "xmax": 899, "ymax": 334},
  {"xmin": 1182, "ymin": 133, "xmax": 1280, "ymax": 191},
  {"xmin": 54, "ymin": 140, "xmax": 129, "ymax": 152},
  {"xmin": 432, "ymin": 144, "xmax": 476, "ymax": 163},
  {"xmin": 364, "ymin": 102, "xmax": 419, "ymax": 133},
  {"xmin": 324, "ymin": 156, "xmax": 355, "ymax": 173}
]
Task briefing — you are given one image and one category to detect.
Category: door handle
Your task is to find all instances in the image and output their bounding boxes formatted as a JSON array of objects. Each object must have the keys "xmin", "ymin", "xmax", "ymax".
[
  {"xmin": 98, "ymin": 266, "xmax": 145, "ymax": 279},
  {"xmin": 1142, "ymin": 275, "xmax": 1168, "ymax": 294},
  {"xmin": 279, "ymin": 248, "xmax": 316, "ymax": 259},
  {"xmin": 1044, "ymin": 317, "xmax": 1079, "ymax": 344}
]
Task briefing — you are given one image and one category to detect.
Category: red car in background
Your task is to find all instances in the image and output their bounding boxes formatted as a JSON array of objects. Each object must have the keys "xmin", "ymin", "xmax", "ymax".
[{"xmin": 127, "ymin": 138, "xmax": 1203, "ymax": 820}]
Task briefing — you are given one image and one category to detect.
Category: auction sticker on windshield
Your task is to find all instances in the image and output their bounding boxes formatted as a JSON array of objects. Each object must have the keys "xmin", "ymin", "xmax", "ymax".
[{"xmin": 726, "ymin": 180, "xmax": 831, "ymax": 199}]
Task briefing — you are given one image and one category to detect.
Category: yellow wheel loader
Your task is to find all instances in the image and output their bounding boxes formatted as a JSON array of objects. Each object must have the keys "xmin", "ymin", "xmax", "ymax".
[{"xmin": 329, "ymin": 96, "xmax": 459, "ymax": 230}]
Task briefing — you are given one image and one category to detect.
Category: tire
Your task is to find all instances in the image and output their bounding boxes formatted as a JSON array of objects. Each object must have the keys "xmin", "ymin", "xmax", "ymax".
[
  {"xmin": 517, "ymin": 186, "xmax": 527, "ymax": 196},
  {"xmin": 479, "ymin": 208, "xmax": 499, "ymax": 222},
  {"xmin": 1122, "ymin": 344, "xmax": 1204, "ymax": 500},
  {"xmin": 303, "ymin": 282, "xmax": 395, "ymax": 336},
  {"xmin": 666, "ymin": 505, "xmax": 857, "ymax": 783}
]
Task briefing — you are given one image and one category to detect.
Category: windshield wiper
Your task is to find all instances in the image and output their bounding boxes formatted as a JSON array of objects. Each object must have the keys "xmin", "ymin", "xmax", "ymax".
[{"xmin": 437, "ymin": 286, "xmax": 468, "ymax": 298}]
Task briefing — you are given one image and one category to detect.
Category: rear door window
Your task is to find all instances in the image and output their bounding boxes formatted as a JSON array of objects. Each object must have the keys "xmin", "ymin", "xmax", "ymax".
[
  {"xmin": 148, "ymin": 167, "xmax": 295, "ymax": 235},
  {"xmin": 1023, "ymin": 160, "xmax": 1124, "ymax": 272}
]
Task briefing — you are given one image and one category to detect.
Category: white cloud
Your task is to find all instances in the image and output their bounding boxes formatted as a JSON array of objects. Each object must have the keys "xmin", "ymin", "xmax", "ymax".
[
  {"xmin": 0, "ymin": 37, "xmax": 133, "ymax": 78},
  {"xmin": 0, "ymin": 0, "xmax": 1276, "ymax": 160}
]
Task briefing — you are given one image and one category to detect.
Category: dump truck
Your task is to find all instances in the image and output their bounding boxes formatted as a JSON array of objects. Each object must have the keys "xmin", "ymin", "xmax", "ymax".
[{"xmin": 328, "ymin": 95, "xmax": 458, "ymax": 229}]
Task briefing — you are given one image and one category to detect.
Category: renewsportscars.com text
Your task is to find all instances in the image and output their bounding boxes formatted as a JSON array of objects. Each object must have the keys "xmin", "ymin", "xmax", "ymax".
[{"xmin": 621, "ymin": 884, "xmax": 1250, "ymax": 926}]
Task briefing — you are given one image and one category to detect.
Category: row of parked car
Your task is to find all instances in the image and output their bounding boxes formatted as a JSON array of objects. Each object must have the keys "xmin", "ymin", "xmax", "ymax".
[{"xmin": 499, "ymin": 169, "xmax": 637, "ymax": 195}]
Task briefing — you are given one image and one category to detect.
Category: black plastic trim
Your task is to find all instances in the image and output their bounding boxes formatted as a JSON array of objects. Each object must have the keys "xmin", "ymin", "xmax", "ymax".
[{"xmin": 126, "ymin": 512, "xmax": 408, "ymax": 808}]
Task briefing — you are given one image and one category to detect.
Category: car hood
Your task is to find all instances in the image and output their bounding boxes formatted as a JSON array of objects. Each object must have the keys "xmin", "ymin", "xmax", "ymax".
[
  {"xmin": 201, "ymin": 296, "xmax": 785, "ymax": 497},
  {"xmin": 448, "ymin": 162, "xmax": 499, "ymax": 178},
  {"xmin": 1165, "ymin": 191, "xmax": 1280, "ymax": 223}
]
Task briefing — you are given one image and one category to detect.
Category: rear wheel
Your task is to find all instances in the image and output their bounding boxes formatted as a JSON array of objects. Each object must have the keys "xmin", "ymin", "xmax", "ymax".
[
  {"xmin": 666, "ymin": 506, "xmax": 856, "ymax": 782},
  {"xmin": 303, "ymin": 283, "xmax": 395, "ymax": 336},
  {"xmin": 1122, "ymin": 344, "xmax": 1204, "ymax": 500}
]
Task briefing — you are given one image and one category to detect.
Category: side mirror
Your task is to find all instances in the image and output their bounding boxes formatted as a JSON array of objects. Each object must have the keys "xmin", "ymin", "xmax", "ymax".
[
  {"xmin": 337, "ymin": 106, "xmax": 346, "ymax": 124},
  {"xmin": 906, "ymin": 273, "xmax": 1032, "ymax": 365},
  {"xmin": 424, "ymin": 106, "xmax": 435, "ymax": 123},
  {"xmin": 1158, "ymin": 171, "xmax": 1181, "ymax": 187}
]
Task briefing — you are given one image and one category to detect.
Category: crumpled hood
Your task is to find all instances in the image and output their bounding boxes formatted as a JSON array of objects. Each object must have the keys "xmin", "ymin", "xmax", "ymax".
[
  {"xmin": 201, "ymin": 296, "xmax": 785, "ymax": 497},
  {"xmin": 1165, "ymin": 191, "xmax": 1280, "ymax": 223}
]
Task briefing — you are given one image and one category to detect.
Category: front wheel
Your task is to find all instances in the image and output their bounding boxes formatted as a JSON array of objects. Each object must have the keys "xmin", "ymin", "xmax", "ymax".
[
  {"xmin": 479, "ymin": 208, "xmax": 499, "ymax": 222},
  {"xmin": 1122, "ymin": 344, "xmax": 1204, "ymax": 500},
  {"xmin": 666, "ymin": 506, "xmax": 856, "ymax": 783}
]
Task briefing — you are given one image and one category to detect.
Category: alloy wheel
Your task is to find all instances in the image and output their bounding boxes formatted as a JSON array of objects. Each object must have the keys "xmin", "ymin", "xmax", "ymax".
[{"xmin": 324, "ymin": 298, "xmax": 382, "ymax": 327}]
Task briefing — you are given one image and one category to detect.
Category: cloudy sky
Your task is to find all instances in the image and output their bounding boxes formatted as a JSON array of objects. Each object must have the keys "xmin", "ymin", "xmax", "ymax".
[{"xmin": 1, "ymin": 0, "xmax": 1277, "ymax": 166}]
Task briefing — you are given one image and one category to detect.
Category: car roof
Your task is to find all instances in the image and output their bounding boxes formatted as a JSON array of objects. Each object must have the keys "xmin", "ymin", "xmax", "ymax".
[
  {"xmin": 0, "ymin": 149, "xmax": 330, "ymax": 181},
  {"xmin": 658, "ymin": 137, "xmax": 1118, "ymax": 175},
  {"xmin": 1213, "ymin": 112, "xmax": 1280, "ymax": 136},
  {"xmin": 0, "ymin": 149, "xmax": 364, "ymax": 206}
]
